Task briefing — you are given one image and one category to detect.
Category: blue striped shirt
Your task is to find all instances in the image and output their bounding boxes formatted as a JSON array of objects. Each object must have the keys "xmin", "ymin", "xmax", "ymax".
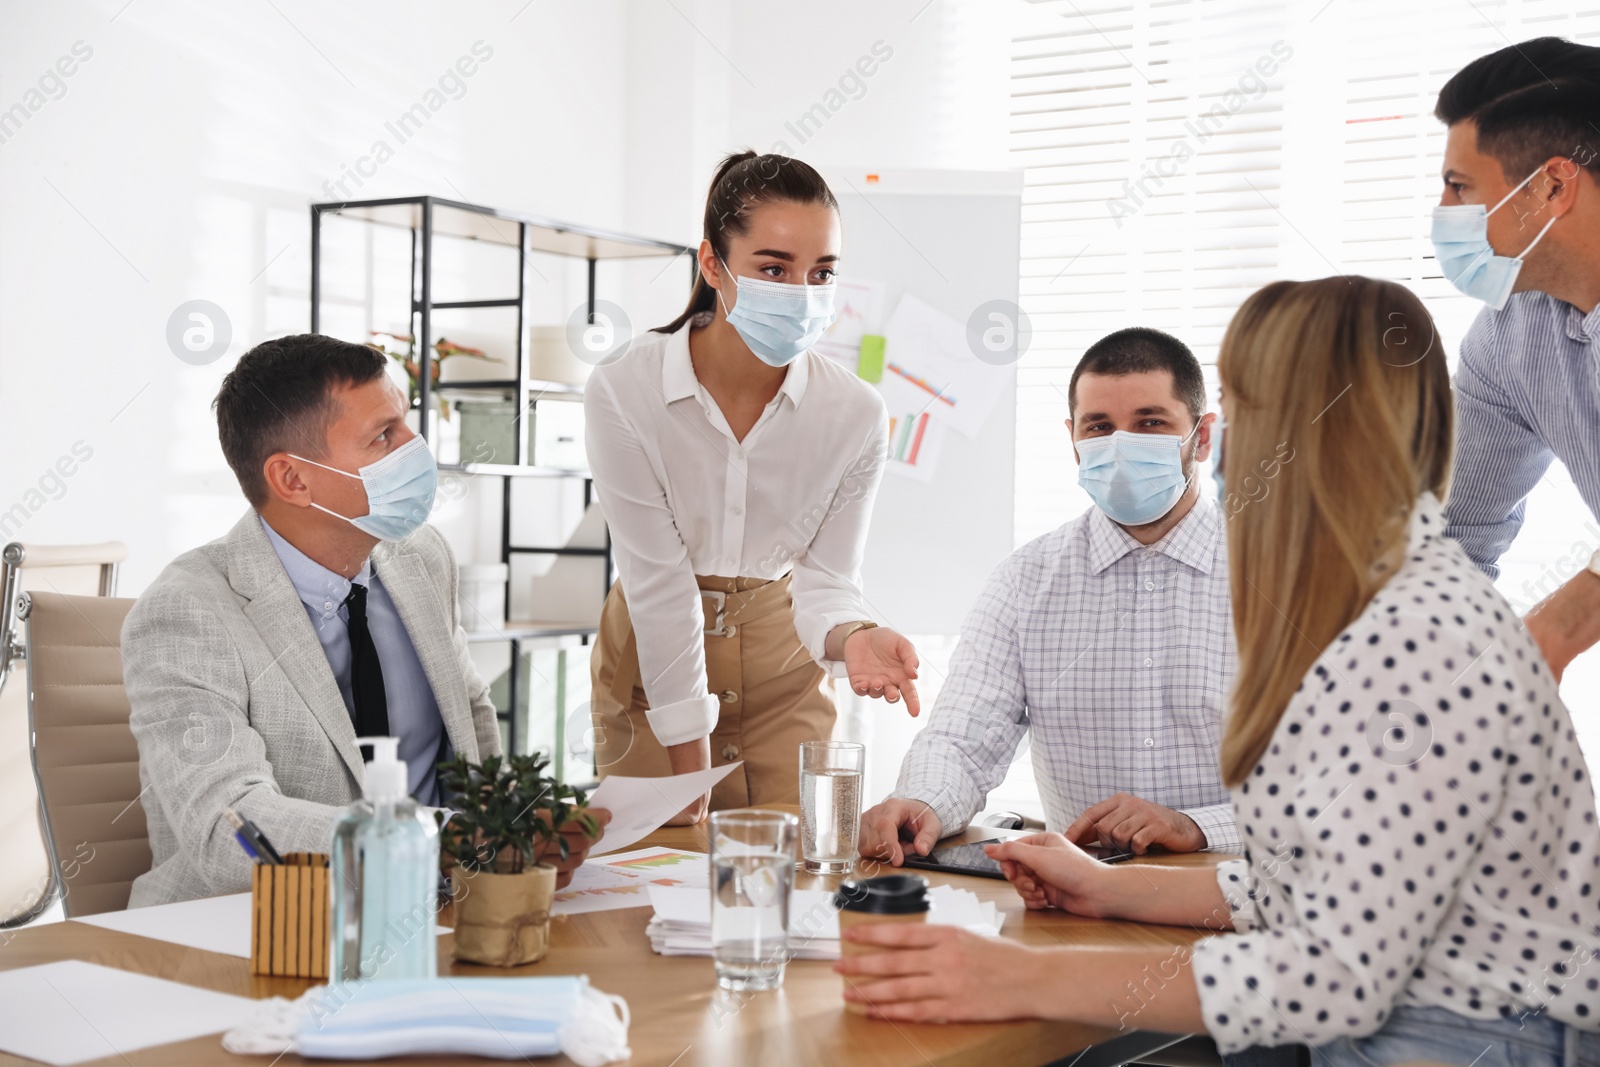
[{"xmin": 1444, "ymin": 292, "xmax": 1600, "ymax": 577}]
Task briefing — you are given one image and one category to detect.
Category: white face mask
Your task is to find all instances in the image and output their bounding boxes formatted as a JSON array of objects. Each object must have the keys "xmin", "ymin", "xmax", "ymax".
[
  {"xmin": 289, "ymin": 436, "xmax": 437, "ymax": 541},
  {"xmin": 1430, "ymin": 165, "xmax": 1557, "ymax": 310},
  {"xmin": 1076, "ymin": 423, "xmax": 1201, "ymax": 527},
  {"xmin": 715, "ymin": 256, "xmax": 837, "ymax": 367}
]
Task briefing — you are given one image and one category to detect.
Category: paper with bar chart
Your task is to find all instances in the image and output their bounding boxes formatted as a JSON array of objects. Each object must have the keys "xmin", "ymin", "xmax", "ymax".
[
  {"xmin": 550, "ymin": 847, "xmax": 710, "ymax": 916},
  {"xmin": 885, "ymin": 409, "xmax": 943, "ymax": 482},
  {"xmin": 879, "ymin": 292, "xmax": 1007, "ymax": 440}
]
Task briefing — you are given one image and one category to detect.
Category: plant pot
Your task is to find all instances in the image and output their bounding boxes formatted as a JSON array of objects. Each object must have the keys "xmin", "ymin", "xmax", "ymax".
[{"xmin": 450, "ymin": 863, "xmax": 557, "ymax": 967}]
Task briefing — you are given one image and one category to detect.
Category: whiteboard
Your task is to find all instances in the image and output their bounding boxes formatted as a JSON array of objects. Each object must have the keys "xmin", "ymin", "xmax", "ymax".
[{"xmin": 822, "ymin": 169, "xmax": 1021, "ymax": 636}]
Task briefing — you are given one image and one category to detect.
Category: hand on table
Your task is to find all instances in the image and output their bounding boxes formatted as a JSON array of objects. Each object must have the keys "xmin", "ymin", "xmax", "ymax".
[
  {"xmin": 856, "ymin": 798, "xmax": 942, "ymax": 867},
  {"xmin": 843, "ymin": 626, "xmax": 921, "ymax": 716},
  {"xmin": 984, "ymin": 832, "xmax": 1112, "ymax": 916},
  {"xmin": 1065, "ymin": 792, "xmax": 1205, "ymax": 854},
  {"xmin": 833, "ymin": 923, "xmax": 1048, "ymax": 1022}
]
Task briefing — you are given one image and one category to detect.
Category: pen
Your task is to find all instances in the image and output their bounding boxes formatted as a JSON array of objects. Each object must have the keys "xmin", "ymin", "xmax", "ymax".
[{"xmin": 224, "ymin": 808, "xmax": 283, "ymax": 865}]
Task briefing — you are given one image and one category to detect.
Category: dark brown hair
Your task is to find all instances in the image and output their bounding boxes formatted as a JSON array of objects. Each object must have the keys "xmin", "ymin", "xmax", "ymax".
[
  {"xmin": 214, "ymin": 333, "xmax": 387, "ymax": 507},
  {"xmin": 1436, "ymin": 37, "xmax": 1600, "ymax": 180},
  {"xmin": 1068, "ymin": 327, "xmax": 1206, "ymax": 423},
  {"xmin": 654, "ymin": 151, "xmax": 840, "ymax": 334}
]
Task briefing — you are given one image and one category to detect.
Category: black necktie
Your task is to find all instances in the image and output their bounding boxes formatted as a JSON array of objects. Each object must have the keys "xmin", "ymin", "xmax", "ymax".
[{"xmin": 344, "ymin": 582, "xmax": 390, "ymax": 738}]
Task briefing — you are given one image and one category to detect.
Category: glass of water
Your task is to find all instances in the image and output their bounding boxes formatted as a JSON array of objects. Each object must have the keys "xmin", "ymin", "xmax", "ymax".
[
  {"xmin": 799, "ymin": 741, "xmax": 864, "ymax": 874},
  {"xmin": 709, "ymin": 809, "xmax": 797, "ymax": 992}
]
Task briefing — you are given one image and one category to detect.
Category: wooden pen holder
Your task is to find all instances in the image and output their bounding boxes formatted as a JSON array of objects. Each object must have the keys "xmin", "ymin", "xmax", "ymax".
[{"xmin": 250, "ymin": 852, "xmax": 330, "ymax": 979}]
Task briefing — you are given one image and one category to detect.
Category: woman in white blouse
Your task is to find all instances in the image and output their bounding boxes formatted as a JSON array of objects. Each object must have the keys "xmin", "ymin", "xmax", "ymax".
[
  {"xmin": 833, "ymin": 276, "xmax": 1600, "ymax": 1065},
  {"xmin": 584, "ymin": 151, "xmax": 920, "ymax": 823}
]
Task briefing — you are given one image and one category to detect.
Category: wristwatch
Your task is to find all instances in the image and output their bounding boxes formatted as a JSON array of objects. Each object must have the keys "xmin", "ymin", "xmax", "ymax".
[{"xmin": 835, "ymin": 620, "xmax": 879, "ymax": 647}]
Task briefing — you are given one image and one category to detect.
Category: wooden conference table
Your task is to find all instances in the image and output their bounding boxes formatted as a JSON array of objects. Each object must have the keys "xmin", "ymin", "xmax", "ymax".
[{"xmin": 0, "ymin": 812, "xmax": 1225, "ymax": 1067}]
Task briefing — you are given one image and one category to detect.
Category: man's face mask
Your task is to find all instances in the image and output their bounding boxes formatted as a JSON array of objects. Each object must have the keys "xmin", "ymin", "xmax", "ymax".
[
  {"xmin": 1431, "ymin": 164, "xmax": 1557, "ymax": 310},
  {"xmin": 290, "ymin": 435, "xmax": 437, "ymax": 541}
]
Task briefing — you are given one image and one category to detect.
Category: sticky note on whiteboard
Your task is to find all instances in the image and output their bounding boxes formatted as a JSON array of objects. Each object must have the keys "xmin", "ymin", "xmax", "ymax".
[{"xmin": 857, "ymin": 334, "xmax": 886, "ymax": 383}]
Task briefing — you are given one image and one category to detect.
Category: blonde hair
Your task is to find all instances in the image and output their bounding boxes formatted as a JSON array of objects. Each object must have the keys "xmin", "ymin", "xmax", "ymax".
[{"xmin": 1217, "ymin": 277, "xmax": 1453, "ymax": 786}]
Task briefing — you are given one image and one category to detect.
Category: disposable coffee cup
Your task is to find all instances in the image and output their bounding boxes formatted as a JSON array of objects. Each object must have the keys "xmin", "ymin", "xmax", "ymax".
[{"xmin": 833, "ymin": 874, "xmax": 930, "ymax": 1015}]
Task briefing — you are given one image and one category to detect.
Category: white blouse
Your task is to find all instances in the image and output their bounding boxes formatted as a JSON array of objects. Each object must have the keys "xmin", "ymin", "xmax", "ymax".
[
  {"xmin": 583, "ymin": 322, "xmax": 888, "ymax": 746},
  {"xmin": 1190, "ymin": 492, "xmax": 1600, "ymax": 1052}
]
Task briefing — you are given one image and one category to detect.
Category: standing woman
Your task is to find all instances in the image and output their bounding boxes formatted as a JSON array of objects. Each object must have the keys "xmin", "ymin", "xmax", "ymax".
[{"xmin": 584, "ymin": 151, "xmax": 920, "ymax": 823}]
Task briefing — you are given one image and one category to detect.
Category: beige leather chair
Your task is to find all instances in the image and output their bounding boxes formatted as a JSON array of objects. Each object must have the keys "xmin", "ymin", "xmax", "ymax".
[
  {"xmin": 0, "ymin": 542, "xmax": 128, "ymax": 925},
  {"xmin": 21, "ymin": 590, "xmax": 147, "ymax": 918}
]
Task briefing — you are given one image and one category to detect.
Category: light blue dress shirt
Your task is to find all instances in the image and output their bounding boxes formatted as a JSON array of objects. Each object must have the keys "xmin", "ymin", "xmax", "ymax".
[
  {"xmin": 259, "ymin": 516, "xmax": 451, "ymax": 804},
  {"xmin": 1444, "ymin": 291, "xmax": 1600, "ymax": 577}
]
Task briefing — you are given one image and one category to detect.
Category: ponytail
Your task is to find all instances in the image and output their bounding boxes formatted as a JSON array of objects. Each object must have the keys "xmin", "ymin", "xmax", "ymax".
[{"xmin": 654, "ymin": 150, "xmax": 840, "ymax": 334}]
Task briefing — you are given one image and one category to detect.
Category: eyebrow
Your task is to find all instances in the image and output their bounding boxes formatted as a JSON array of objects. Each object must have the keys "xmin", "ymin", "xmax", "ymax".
[
  {"xmin": 1079, "ymin": 405, "xmax": 1176, "ymax": 422},
  {"xmin": 750, "ymin": 248, "xmax": 839, "ymax": 264},
  {"xmin": 1442, "ymin": 168, "xmax": 1468, "ymax": 183}
]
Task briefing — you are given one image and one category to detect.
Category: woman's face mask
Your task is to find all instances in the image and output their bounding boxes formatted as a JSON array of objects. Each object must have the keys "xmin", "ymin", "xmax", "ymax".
[{"xmin": 715, "ymin": 256, "xmax": 837, "ymax": 367}]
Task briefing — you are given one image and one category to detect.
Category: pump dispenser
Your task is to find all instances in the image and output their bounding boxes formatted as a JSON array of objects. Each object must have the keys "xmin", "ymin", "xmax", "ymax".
[{"xmin": 329, "ymin": 736, "xmax": 439, "ymax": 982}]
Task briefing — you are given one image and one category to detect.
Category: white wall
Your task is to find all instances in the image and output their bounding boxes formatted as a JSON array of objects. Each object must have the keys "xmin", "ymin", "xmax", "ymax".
[{"xmin": 0, "ymin": 0, "xmax": 633, "ymax": 593}]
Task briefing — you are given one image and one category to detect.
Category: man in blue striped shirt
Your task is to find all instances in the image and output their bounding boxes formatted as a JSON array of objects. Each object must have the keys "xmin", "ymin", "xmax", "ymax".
[{"xmin": 1434, "ymin": 38, "xmax": 1600, "ymax": 681}]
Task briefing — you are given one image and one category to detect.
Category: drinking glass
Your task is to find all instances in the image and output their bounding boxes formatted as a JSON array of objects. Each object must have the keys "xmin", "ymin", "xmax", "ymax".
[
  {"xmin": 709, "ymin": 809, "xmax": 797, "ymax": 991},
  {"xmin": 799, "ymin": 741, "xmax": 864, "ymax": 874}
]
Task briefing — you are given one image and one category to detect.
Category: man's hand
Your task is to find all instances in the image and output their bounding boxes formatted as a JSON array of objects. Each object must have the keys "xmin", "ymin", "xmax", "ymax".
[
  {"xmin": 537, "ymin": 808, "xmax": 613, "ymax": 889},
  {"xmin": 1065, "ymin": 793, "xmax": 1205, "ymax": 854},
  {"xmin": 1524, "ymin": 568, "xmax": 1600, "ymax": 683},
  {"xmin": 857, "ymin": 797, "xmax": 943, "ymax": 866},
  {"xmin": 835, "ymin": 625, "xmax": 922, "ymax": 716},
  {"xmin": 664, "ymin": 736, "xmax": 712, "ymax": 826}
]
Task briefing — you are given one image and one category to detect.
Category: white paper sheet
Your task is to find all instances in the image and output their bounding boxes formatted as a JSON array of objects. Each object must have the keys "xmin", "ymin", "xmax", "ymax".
[
  {"xmin": 0, "ymin": 959, "xmax": 258, "ymax": 1065},
  {"xmin": 551, "ymin": 847, "xmax": 709, "ymax": 915},
  {"xmin": 586, "ymin": 763, "xmax": 741, "ymax": 855},
  {"xmin": 880, "ymin": 292, "xmax": 1008, "ymax": 439},
  {"xmin": 73, "ymin": 892, "xmax": 449, "ymax": 959}
]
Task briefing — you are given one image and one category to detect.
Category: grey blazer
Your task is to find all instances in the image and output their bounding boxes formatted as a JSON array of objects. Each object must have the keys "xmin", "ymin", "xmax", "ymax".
[{"xmin": 122, "ymin": 509, "xmax": 501, "ymax": 907}]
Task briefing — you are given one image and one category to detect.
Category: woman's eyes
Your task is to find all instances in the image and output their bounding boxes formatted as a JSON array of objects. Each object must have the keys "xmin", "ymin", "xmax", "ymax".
[{"xmin": 814, "ymin": 267, "xmax": 836, "ymax": 283}]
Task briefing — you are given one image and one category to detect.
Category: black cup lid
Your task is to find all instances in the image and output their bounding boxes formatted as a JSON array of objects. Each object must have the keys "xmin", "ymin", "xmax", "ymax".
[{"xmin": 833, "ymin": 874, "xmax": 930, "ymax": 915}]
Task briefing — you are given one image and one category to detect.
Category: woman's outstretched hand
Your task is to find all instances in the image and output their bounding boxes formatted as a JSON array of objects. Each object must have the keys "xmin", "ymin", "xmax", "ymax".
[
  {"xmin": 985, "ymin": 833, "xmax": 1114, "ymax": 917},
  {"xmin": 841, "ymin": 625, "xmax": 921, "ymax": 716}
]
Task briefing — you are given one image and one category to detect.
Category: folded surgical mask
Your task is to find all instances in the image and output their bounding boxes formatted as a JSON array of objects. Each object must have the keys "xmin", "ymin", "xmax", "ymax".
[
  {"xmin": 716, "ymin": 257, "xmax": 836, "ymax": 367},
  {"xmin": 1077, "ymin": 425, "xmax": 1199, "ymax": 527},
  {"xmin": 291, "ymin": 435, "xmax": 438, "ymax": 542},
  {"xmin": 222, "ymin": 976, "xmax": 630, "ymax": 1065},
  {"xmin": 1431, "ymin": 165, "xmax": 1557, "ymax": 310}
]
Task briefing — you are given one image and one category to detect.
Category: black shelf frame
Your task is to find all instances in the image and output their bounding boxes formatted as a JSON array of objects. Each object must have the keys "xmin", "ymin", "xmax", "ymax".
[{"xmin": 308, "ymin": 194, "xmax": 693, "ymax": 760}]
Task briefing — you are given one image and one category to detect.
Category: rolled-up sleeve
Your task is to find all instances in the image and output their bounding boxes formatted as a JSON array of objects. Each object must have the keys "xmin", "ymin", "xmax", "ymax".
[
  {"xmin": 788, "ymin": 402, "xmax": 888, "ymax": 676},
  {"xmin": 583, "ymin": 371, "xmax": 719, "ymax": 746}
]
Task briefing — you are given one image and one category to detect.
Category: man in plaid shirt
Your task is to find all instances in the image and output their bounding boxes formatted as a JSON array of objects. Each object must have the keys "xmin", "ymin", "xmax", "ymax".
[{"xmin": 860, "ymin": 328, "xmax": 1240, "ymax": 863}]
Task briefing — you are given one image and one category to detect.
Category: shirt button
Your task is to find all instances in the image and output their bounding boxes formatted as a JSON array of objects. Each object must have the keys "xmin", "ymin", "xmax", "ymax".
[
  {"xmin": 1144, "ymin": 657, "xmax": 1153, "ymax": 667},
  {"xmin": 1144, "ymin": 580, "xmax": 1155, "ymax": 591},
  {"xmin": 1143, "ymin": 737, "xmax": 1154, "ymax": 748},
  {"xmin": 731, "ymin": 507, "xmax": 744, "ymax": 516},
  {"xmin": 721, "ymin": 744, "xmax": 740, "ymax": 760},
  {"xmin": 720, "ymin": 690, "xmax": 738, "ymax": 704},
  {"xmin": 324, "ymin": 602, "xmax": 333, "ymax": 611}
]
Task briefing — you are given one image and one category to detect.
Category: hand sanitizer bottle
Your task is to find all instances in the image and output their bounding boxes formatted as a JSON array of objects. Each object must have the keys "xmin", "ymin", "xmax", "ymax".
[{"xmin": 330, "ymin": 736, "xmax": 439, "ymax": 982}]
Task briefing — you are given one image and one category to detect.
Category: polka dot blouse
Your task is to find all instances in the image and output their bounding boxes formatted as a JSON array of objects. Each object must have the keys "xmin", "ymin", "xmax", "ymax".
[{"xmin": 1190, "ymin": 492, "xmax": 1600, "ymax": 1052}]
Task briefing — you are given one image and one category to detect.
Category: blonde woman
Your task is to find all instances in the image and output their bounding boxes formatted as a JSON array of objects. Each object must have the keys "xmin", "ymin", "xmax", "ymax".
[{"xmin": 834, "ymin": 277, "xmax": 1600, "ymax": 1066}]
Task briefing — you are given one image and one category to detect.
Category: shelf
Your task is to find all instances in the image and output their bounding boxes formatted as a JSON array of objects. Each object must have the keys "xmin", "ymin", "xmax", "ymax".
[
  {"xmin": 463, "ymin": 620, "xmax": 599, "ymax": 644},
  {"xmin": 438, "ymin": 462, "xmax": 590, "ymax": 479},
  {"xmin": 434, "ymin": 378, "xmax": 586, "ymax": 399},
  {"xmin": 313, "ymin": 196, "xmax": 691, "ymax": 260}
]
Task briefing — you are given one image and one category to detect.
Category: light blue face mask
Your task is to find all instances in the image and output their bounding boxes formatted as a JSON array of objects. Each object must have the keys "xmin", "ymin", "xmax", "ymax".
[
  {"xmin": 716, "ymin": 257, "xmax": 837, "ymax": 367},
  {"xmin": 1076, "ymin": 424, "xmax": 1200, "ymax": 527},
  {"xmin": 291, "ymin": 435, "xmax": 438, "ymax": 541},
  {"xmin": 1431, "ymin": 165, "xmax": 1557, "ymax": 311}
]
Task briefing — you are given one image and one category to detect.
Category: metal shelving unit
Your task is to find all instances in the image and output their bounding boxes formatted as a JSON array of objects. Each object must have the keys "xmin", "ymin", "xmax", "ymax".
[{"xmin": 309, "ymin": 195, "xmax": 693, "ymax": 763}]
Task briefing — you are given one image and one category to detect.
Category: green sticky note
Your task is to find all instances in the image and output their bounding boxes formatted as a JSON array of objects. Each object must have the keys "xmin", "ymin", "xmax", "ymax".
[{"xmin": 857, "ymin": 334, "xmax": 886, "ymax": 383}]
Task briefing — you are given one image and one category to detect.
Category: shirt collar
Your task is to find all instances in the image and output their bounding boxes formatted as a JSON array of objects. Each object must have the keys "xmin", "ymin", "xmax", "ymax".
[
  {"xmin": 1567, "ymin": 300, "xmax": 1600, "ymax": 343},
  {"xmin": 1085, "ymin": 493, "xmax": 1220, "ymax": 575},
  {"xmin": 259, "ymin": 514, "xmax": 371, "ymax": 619},
  {"xmin": 659, "ymin": 320, "xmax": 810, "ymax": 408}
]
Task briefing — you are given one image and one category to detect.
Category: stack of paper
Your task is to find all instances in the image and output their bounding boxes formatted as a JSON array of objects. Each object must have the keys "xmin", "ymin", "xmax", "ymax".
[{"xmin": 645, "ymin": 883, "xmax": 1005, "ymax": 960}]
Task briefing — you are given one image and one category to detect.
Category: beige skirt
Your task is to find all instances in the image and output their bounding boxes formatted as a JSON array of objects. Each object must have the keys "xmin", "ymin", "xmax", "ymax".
[{"xmin": 589, "ymin": 573, "xmax": 835, "ymax": 810}]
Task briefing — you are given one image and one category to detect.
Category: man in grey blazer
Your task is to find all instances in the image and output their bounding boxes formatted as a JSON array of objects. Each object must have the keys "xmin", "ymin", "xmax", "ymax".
[{"xmin": 123, "ymin": 334, "xmax": 603, "ymax": 907}]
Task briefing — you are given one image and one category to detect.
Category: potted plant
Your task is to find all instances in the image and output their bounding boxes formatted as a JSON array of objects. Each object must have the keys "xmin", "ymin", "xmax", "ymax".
[
  {"xmin": 436, "ymin": 751, "xmax": 597, "ymax": 967},
  {"xmin": 367, "ymin": 331, "xmax": 495, "ymax": 422}
]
